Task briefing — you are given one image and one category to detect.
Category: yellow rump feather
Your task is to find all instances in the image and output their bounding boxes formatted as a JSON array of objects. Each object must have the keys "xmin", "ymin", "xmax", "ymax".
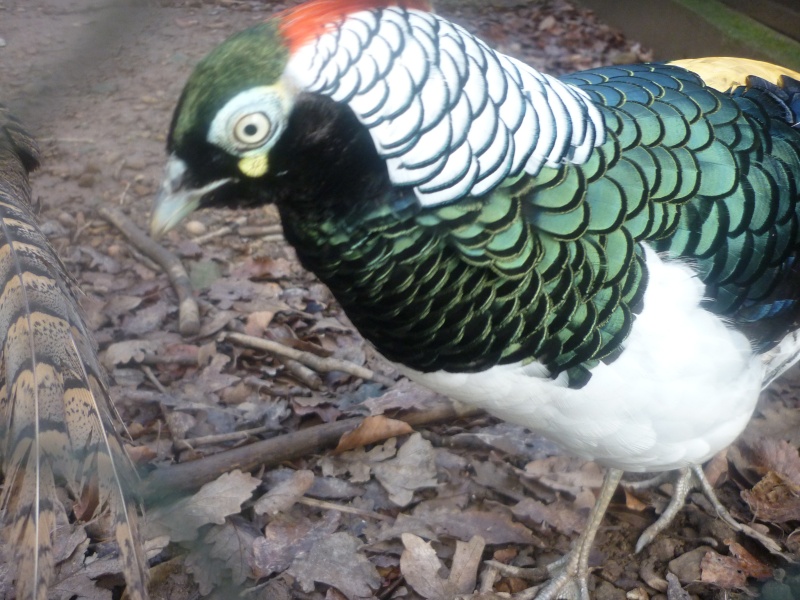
[{"xmin": 670, "ymin": 56, "xmax": 800, "ymax": 92}]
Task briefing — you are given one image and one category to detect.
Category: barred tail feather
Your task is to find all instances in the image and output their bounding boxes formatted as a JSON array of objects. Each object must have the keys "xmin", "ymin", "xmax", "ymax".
[{"xmin": 0, "ymin": 106, "xmax": 148, "ymax": 598}]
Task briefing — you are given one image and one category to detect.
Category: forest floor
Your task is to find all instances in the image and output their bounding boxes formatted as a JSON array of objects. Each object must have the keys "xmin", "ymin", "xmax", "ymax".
[{"xmin": 2, "ymin": 1, "xmax": 800, "ymax": 599}]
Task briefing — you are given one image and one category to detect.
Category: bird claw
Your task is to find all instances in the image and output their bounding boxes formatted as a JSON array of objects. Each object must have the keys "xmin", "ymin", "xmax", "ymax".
[
  {"xmin": 630, "ymin": 465, "xmax": 784, "ymax": 557},
  {"xmin": 485, "ymin": 548, "xmax": 591, "ymax": 600},
  {"xmin": 528, "ymin": 550, "xmax": 591, "ymax": 600}
]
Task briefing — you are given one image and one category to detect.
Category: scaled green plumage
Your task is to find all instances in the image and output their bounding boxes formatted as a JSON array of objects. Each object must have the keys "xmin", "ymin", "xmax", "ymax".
[{"xmin": 282, "ymin": 62, "xmax": 800, "ymax": 384}]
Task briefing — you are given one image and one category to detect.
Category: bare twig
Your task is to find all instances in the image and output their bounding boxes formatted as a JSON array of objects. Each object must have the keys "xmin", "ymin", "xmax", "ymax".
[
  {"xmin": 140, "ymin": 352, "xmax": 198, "ymax": 367},
  {"xmin": 37, "ymin": 137, "xmax": 96, "ymax": 144},
  {"xmin": 98, "ymin": 205, "xmax": 200, "ymax": 336},
  {"xmin": 282, "ymin": 358, "xmax": 323, "ymax": 389},
  {"xmin": 224, "ymin": 332, "xmax": 396, "ymax": 387},
  {"xmin": 141, "ymin": 365, "xmax": 168, "ymax": 395},
  {"xmin": 238, "ymin": 224, "xmax": 283, "ymax": 238},
  {"xmin": 174, "ymin": 425, "xmax": 270, "ymax": 451},
  {"xmin": 297, "ymin": 496, "xmax": 392, "ymax": 522},
  {"xmin": 141, "ymin": 397, "xmax": 479, "ymax": 500},
  {"xmin": 190, "ymin": 215, "xmax": 247, "ymax": 244}
]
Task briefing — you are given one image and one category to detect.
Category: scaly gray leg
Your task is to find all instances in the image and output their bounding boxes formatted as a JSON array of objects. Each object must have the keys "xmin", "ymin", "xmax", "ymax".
[
  {"xmin": 691, "ymin": 465, "xmax": 782, "ymax": 555},
  {"xmin": 515, "ymin": 468, "xmax": 624, "ymax": 600},
  {"xmin": 634, "ymin": 467, "xmax": 693, "ymax": 553}
]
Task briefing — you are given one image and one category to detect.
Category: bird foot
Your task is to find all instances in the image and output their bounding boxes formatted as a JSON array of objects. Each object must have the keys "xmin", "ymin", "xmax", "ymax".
[
  {"xmin": 633, "ymin": 467, "xmax": 694, "ymax": 552},
  {"xmin": 690, "ymin": 465, "xmax": 783, "ymax": 555},
  {"xmin": 486, "ymin": 470, "xmax": 627, "ymax": 600},
  {"xmin": 527, "ymin": 550, "xmax": 591, "ymax": 600},
  {"xmin": 486, "ymin": 554, "xmax": 589, "ymax": 600},
  {"xmin": 630, "ymin": 465, "xmax": 783, "ymax": 556}
]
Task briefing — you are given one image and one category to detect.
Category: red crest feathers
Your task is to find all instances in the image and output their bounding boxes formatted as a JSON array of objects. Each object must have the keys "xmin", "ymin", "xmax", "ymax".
[{"xmin": 277, "ymin": 0, "xmax": 432, "ymax": 52}]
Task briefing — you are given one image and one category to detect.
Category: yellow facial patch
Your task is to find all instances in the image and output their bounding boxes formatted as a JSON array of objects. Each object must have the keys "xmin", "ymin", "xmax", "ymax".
[{"xmin": 238, "ymin": 154, "xmax": 268, "ymax": 178}]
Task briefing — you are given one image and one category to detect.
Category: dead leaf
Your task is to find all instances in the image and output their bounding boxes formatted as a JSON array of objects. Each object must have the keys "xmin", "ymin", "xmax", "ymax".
[
  {"xmin": 320, "ymin": 437, "xmax": 398, "ymax": 483},
  {"xmin": 742, "ymin": 439, "xmax": 800, "ymax": 486},
  {"xmin": 195, "ymin": 351, "xmax": 240, "ymax": 393},
  {"xmin": 727, "ymin": 541, "xmax": 773, "ymax": 579},
  {"xmin": 623, "ymin": 488, "xmax": 648, "ymax": 512},
  {"xmin": 245, "ymin": 310, "xmax": 275, "ymax": 337},
  {"xmin": 184, "ymin": 517, "xmax": 262, "ymax": 594},
  {"xmin": 254, "ymin": 469, "xmax": 315, "ymax": 515},
  {"xmin": 373, "ymin": 433, "xmax": 438, "ymax": 506},
  {"xmin": 103, "ymin": 294, "xmax": 142, "ymax": 319},
  {"xmin": 742, "ymin": 471, "xmax": 800, "ymax": 523},
  {"xmin": 334, "ymin": 415, "xmax": 414, "ymax": 454},
  {"xmin": 231, "ymin": 256, "xmax": 295, "ymax": 280},
  {"xmin": 511, "ymin": 497, "xmax": 585, "ymax": 535},
  {"xmin": 287, "ymin": 531, "xmax": 380, "ymax": 599},
  {"xmin": 251, "ymin": 512, "xmax": 340, "ymax": 578},
  {"xmin": 102, "ymin": 339, "xmax": 159, "ymax": 369},
  {"xmin": 524, "ymin": 456, "xmax": 604, "ymax": 494},
  {"xmin": 197, "ymin": 309, "xmax": 239, "ymax": 338},
  {"xmin": 122, "ymin": 300, "xmax": 169, "ymax": 335},
  {"xmin": 699, "ymin": 550, "xmax": 748, "ymax": 589},
  {"xmin": 148, "ymin": 470, "xmax": 260, "ymax": 542},
  {"xmin": 400, "ymin": 533, "xmax": 485, "ymax": 600},
  {"xmin": 381, "ymin": 505, "xmax": 542, "ymax": 546},
  {"xmin": 362, "ymin": 379, "xmax": 448, "ymax": 416}
]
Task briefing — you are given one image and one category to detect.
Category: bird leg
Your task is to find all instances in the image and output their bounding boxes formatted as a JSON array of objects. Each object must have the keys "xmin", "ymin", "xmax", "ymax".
[
  {"xmin": 631, "ymin": 465, "xmax": 782, "ymax": 555},
  {"xmin": 690, "ymin": 465, "xmax": 782, "ymax": 555},
  {"xmin": 634, "ymin": 467, "xmax": 693, "ymax": 552},
  {"xmin": 517, "ymin": 468, "xmax": 624, "ymax": 600}
]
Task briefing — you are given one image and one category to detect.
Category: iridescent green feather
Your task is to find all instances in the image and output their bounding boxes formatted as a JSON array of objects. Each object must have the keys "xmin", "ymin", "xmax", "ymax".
[{"xmin": 287, "ymin": 63, "xmax": 800, "ymax": 386}]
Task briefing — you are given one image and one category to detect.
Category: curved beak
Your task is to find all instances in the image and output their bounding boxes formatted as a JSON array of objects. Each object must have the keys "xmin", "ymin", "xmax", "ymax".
[{"xmin": 150, "ymin": 154, "xmax": 231, "ymax": 239}]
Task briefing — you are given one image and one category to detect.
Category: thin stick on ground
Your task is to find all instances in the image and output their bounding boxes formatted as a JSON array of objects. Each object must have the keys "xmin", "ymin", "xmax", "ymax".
[
  {"xmin": 141, "ymin": 397, "xmax": 480, "ymax": 500},
  {"xmin": 174, "ymin": 425, "xmax": 271, "ymax": 451},
  {"xmin": 297, "ymin": 496, "xmax": 393, "ymax": 521},
  {"xmin": 98, "ymin": 205, "xmax": 200, "ymax": 336},
  {"xmin": 224, "ymin": 331, "xmax": 397, "ymax": 387},
  {"xmin": 190, "ymin": 215, "xmax": 248, "ymax": 244}
]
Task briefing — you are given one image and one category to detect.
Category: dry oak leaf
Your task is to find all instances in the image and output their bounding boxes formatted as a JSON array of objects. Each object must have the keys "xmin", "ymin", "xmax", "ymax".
[
  {"xmin": 251, "ymin": 511, "xmax": 340, "ymax": 578},
  {"xmin": 742, "ymin": 471, "xmax": 800, "ymax": 523},
  {"xmin": 699, "ymin": 550, "xmax": 748, "ymax": 590},
  {"xmin": 334, "ymin": 415, "xmax": 414, "ymax": 454},
  {"xmin": 185, "ymin": 517, "xmax": 262, "ymax": 594},
  {"xmin": 373, "ymin": 432, "xmax": 438, "ymax": 506},
  {"xmin": 102, "ymin": 339, "xmax": 160, "ymax": 369},
  {"xmin": 400, "ymin": 533, "xmax": 485, "ymax": 600},
  {"xmin": 287, "ymin": 531, "xmax": 380, "ymax": 599},
  {"xmin": 147, "ymin": 469, "xmax": 260, "ymax": 542},
  {"xmin": 254, "ymin": 469, "xmax": 315, "ymax": 516},
  {"xmin": 511, "ymin": 497, "xmax": 585, "ymax": 536}
]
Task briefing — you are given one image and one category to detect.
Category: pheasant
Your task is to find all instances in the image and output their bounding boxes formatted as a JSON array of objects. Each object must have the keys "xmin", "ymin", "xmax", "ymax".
[
  {"xmin": 149, "ymin": 0, "xmax": 800, "ymax": 597},
  {"xmin": 0, "ymin": 106, "xmax": 148, "ymax": 599}
]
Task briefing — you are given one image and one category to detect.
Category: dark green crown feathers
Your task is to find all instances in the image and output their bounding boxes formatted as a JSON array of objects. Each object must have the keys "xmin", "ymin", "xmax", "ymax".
[{"xmin": 169, "ymin": 23, "xmax": 288, "ymax": 151}]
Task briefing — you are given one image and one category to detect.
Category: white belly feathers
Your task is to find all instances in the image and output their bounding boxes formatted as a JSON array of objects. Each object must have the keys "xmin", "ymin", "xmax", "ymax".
[{"xmin": 397, "ymin": 244, "xmax": 765, "ymax": 472}]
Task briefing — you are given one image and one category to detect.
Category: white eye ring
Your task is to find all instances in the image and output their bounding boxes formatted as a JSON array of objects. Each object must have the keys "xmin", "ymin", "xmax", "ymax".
[{"xmin": 233, "ymin": 112, "xmax": 271, "ymax": 147}]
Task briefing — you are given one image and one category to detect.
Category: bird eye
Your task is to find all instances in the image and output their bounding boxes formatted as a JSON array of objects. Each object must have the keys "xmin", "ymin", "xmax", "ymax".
[{"xmin": 233, "ymin": 112, "xmax": 271, "ymax": 146}]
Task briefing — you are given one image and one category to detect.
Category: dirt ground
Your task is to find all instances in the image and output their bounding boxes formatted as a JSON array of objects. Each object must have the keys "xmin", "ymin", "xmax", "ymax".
[{"xmin": 2, "ymin": 1, "xmax": 800, "ymax": 599}]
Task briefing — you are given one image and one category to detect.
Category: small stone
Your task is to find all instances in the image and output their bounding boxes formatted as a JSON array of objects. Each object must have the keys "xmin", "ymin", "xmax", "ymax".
[
  {"xmin": 667, "ymin": 546, "xmax": 714, "ymax": 584},
  {"xmin": 77, "ymin": 173, "xmax": 95, "ymax": 188},
  {"xmin": 185, "ymin": 220, "xmax": 207, "ymax": 236},
  {"xmin": 57, "ymin": 212, "xmax": 76, "ymax": 227}
]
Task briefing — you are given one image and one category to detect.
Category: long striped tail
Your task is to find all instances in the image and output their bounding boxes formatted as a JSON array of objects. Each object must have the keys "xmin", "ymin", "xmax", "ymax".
[{"xmin": 0, "ymin": 106, "xmax": 148, "ymax": 599}]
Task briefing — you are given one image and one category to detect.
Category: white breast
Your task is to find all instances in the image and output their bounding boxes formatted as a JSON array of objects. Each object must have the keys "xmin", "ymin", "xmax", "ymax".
[{"xmin": 397, "ymin": 244, "xmax": 765, "ymax": 472}]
